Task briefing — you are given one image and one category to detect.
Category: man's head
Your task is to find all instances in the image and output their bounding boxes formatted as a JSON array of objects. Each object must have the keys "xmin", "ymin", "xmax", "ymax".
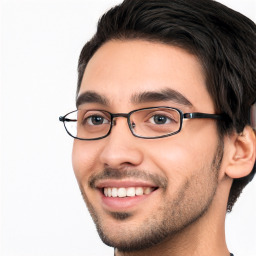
[
  {"xmin": 70, "ymin": 0, "xmax": 256, "ymax": 253},
  {"xmin": 76, "ymin": 0, "xmax": 256, "ymax": 211}
]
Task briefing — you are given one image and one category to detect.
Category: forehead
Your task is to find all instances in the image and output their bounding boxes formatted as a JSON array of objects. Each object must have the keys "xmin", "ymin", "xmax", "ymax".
[{"xmin": 79, "ymin": 39, "xmax": 214, "ymax": 112}]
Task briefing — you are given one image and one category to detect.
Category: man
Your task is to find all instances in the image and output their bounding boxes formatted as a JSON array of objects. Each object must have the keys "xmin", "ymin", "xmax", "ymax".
[{"xmin": 59, "ymin": 0, "xmax": 256, "ymax": 255}]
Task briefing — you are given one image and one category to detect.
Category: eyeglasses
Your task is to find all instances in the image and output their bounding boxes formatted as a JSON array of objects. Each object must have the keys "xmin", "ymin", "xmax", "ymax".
[{"xmin": 59, "ymin": 106, "xmax": 225, "ymax": 140}]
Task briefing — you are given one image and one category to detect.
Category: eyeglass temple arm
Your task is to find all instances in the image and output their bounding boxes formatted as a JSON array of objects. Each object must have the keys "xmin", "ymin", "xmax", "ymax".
[
  {"xmin": 184, "ymin": 113, "xmax": 225, "ymax": 120},
  {"xmin": 59, "ymin": 116, "xmax": 77, "ymax": 122}
]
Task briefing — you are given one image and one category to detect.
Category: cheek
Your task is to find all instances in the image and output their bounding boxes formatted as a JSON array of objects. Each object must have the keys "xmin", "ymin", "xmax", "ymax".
[
  {"xmin": 146, "ymin": 129, "xmax": 218, "ymax": 183},
  {"xmin": 148, "ymin": 143, "xmax": 193, "ymax": 187},
  {"xmin": 72, "ymin": 141, "xmax": 100, "ymax": 182}
]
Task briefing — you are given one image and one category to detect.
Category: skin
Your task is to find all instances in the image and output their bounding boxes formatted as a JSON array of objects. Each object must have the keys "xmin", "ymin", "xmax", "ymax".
[{"xmin": 72, "ymin": 40, "xmax": 254, "ymax": 256}]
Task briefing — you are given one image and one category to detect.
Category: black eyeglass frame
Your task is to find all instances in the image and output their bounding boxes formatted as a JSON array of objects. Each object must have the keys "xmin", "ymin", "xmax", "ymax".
[{"xmin": 59, "ymin": 106, "xmax": 226, "ymax": 140}]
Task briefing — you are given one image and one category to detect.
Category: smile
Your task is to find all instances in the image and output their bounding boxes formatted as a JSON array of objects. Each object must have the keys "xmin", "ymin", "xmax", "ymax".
[
  {"xmin": 103, "ymin": 187, "xmax": 155, "ymax": 198},
  {"xmin": 95, "ymin": 180, "xmax": 160, "ymax": 210}
]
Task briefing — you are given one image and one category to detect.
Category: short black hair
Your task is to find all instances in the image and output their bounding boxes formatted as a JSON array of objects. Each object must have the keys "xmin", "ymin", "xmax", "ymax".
[{"xmin": 77, "ymin": 0, "xmax": 256, "ymax": 211}]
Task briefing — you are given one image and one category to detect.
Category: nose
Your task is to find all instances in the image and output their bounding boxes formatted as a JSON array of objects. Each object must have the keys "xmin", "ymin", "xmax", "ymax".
[{"xmin": 99, "ymin": 118, "xmax": 144, "ymax": 169}]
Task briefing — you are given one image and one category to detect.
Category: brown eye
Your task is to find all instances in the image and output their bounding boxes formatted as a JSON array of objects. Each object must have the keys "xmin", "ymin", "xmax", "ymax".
[
  {"xmin": 152, "ymin": 115, "xmax": 169, "ymax": 124},
  {"xmin": 86, "ymin": 115, "xmax": 109, "ymax": 125},
  {"xmin": 149, "ymin": 114, "xmax": 173, "ymax": 125},
  {"xmin": 90, "ymin": 116, "xmax": 104, "ymax": 125}
]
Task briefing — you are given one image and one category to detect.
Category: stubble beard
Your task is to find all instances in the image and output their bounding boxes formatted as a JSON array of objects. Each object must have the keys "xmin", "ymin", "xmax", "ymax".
[{"xmin": 80, "ymin": 142, "xmax": 223, "ymax": 253}]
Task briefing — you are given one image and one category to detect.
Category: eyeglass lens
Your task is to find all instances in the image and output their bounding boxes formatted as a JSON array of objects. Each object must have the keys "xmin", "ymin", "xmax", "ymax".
[{"xmin": 64, "ymin": 108, "xmax": 181, "ymax": 140}]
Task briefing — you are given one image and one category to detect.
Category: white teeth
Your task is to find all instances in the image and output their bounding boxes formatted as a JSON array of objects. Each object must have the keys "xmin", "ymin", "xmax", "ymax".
[
  {"xmin": 103, "ymin": 187, "xmax": 155, "ymax": 197},
  {"xmin": 127, "ymin": 187, "xmax": 136, "ymax": 197},
  {"xmin": 112, "ymin": 188, "xmax": 118, "ymax": 197},
  {"xmin": 117, "ymin": 188, "xmax": 126, "ymax": 197},
  {"xmin": 107, "ymin": 188, "xmax": 112, "ymax": 197},
  {"xmin": 135, "ymin": 187, "xmax": 143, "ymax": 196}
]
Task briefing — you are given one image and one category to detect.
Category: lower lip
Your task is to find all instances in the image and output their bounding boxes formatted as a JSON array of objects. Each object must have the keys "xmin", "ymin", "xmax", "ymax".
[{"xmin": 100, "ymin": 189, "xmax": 157, "ymax": 211}]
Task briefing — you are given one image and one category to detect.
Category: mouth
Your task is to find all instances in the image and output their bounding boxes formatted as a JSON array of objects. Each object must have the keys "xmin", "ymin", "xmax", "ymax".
[
  {"xmin": 95, "ymin": 181, "xmax": 159, "ymax": 211},
  {"xmin": 102, "ymin": 186, "xmax": 158, "ymax": 198}
]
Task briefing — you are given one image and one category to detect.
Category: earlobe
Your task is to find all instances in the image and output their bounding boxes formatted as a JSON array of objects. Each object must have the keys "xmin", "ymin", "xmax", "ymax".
[{"xmin": 225, "ymin": 126, "xmax": 256, "ymax": 179}]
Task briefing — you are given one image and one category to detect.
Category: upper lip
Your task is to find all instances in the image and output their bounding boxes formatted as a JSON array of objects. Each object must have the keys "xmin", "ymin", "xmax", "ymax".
[{"xmin": 95, "ymin": 179, "xmax": 159, "ymax": 189}]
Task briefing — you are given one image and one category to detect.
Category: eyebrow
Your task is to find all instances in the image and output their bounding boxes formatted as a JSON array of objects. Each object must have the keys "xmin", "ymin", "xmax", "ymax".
[
  {"xmin": 131, "ymin": 88, "xmax": 193, "ymax": 106},
  {"xmin": 76, "ymin": 88, "xmax": 193, "ymax": 108},
  {"xmin": 76, "ymin": 91, "xmax": 110, "ymax": 108}
]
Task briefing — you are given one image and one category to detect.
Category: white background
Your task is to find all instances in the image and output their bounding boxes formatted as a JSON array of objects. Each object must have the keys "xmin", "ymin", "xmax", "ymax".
[{"xmin": 0, "ymin": 0, "xmax": 255, "ymax": 255}]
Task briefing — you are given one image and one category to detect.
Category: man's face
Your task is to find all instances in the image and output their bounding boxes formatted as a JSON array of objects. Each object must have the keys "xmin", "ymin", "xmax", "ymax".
[{"xmin": 72, "ymin": 40, "xmax": 223, "ymax": 251}]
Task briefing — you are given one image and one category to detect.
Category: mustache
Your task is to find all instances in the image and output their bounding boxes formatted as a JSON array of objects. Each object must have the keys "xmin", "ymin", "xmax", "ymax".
[{"xmin": 88, "ymin": 167, "xmax": 168, "ymax": 189}]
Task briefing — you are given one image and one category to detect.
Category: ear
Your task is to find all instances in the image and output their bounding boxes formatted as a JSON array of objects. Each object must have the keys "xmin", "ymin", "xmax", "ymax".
[{"xmin": 225, "ymin": 126, "xmax": 256, "ymax": 179}]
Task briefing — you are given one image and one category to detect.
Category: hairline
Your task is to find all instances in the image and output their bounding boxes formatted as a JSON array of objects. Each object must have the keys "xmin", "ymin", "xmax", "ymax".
[{"xmin": 77, "ymin": 37, "xmax": 205, "ymax": 97}]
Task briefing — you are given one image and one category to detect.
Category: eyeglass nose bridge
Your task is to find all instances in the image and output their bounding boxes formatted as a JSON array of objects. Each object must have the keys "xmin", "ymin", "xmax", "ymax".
[{"xmin": 110, "ymin": 113, "xmax": 130, "ymax": 127}]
